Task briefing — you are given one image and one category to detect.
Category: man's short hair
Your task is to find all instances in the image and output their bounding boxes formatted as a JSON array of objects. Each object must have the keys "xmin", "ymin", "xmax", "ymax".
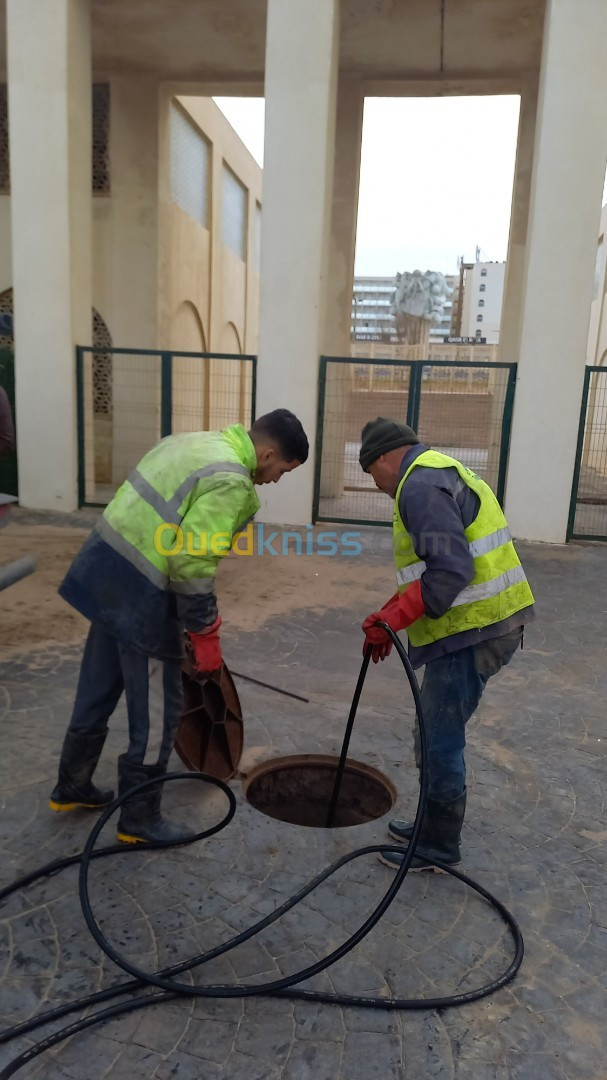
[{"xmin": 251, "ymin": 409, "xmax": 309, "ymax": 463}]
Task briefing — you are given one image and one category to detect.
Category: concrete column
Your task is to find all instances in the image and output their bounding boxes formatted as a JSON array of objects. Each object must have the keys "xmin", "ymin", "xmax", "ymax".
[
  {"xmin": 485, "ymin": 84, "xmax": 538, "ymax": 495},
  {"xmin": 7, "ymin": 0, "xmax": 92, "ymax": 511},
  {"xmin": 499, "ymin": 83, "xmax": 538, "ymax": 366},
  {"xmin": 320, "ymin": 78, "xmax": 365, "ymax": 503},
  {"xmin": 256, "ymin": 0, "xmax": 339, "ymax": 525},
  {"xmin": 505, "ymin": 0, "xmax": 607, "ymax": 542},
  {"xmin": 107, "ymin": 76, "xmax": 161, "ymax": 485}
]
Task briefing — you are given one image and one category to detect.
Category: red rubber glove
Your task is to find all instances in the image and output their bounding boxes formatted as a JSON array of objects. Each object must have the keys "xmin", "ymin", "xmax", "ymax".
[
  {"xmin": 366, "ymin": 640, "xmax": 393, "ymax": 664},
  {"xmin": 362, "ymin": 580, "xmax": 425, "ymax": 650},
  {"xmin": 362, "ymin": 592, "xmax": 398, "ymax": 662},
  {"xmin": 188, "ymin": 616, "xmax": 223, "ymax": 674}
]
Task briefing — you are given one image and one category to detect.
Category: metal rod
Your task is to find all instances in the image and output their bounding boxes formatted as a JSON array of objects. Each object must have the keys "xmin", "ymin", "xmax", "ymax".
[
  {"xmin": 230, "ymin": 670, "xmax": 309, "ymax": 703},
  {"xmin": 325, "ymin": 648, "xmax": 372, "ymax": 827}
]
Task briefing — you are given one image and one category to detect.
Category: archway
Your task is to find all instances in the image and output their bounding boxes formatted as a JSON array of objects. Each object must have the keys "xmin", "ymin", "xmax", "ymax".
[{"xmin": 172, "ymin": 301, "xmax": 209, "ymax": 433}]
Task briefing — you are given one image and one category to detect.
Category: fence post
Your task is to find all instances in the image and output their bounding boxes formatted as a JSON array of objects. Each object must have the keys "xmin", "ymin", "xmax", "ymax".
[
  {"xmin": 251, "ymin": 355, "xmax": 257, "ymax": 422},
  {"xmin": 407, "ymin": 361, "xmax": 422, "ymax": 430},
  {"xmin": 312, "ymin": 357, "xmax": 327, "ymax": 523},
  {"xmin": 76, "ymin": 346, "xmax": 85, "ymax": 507},
  {"xmin": 496, "ymin": 364, "xmax": 517, "ymax": 506},
  {"xmin": 566, "ymin": 365, "xmax": 591, "ymax": 540},
  {"xmin": 160, "ymin": 352, "xmax": 173, "ymax": 438}
]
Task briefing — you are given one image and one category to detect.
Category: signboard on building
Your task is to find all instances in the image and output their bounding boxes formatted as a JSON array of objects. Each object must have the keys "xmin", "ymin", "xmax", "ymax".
[
  {"xmin": 443, "ymin": 335, "xmax": 487, "ymax": 345},
  {"xmin": 353, "ymin": 332, "xmax": 401, "ymax": 343}
]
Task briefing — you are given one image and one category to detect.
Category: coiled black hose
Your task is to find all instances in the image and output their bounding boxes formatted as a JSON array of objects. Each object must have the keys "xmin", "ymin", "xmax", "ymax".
[{"xmin": 0, "ymin": 628, "xmax": 524, "ymax": 1078}]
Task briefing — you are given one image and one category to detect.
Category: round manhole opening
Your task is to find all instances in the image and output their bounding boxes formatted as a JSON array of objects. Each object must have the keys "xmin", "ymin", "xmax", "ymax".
[{"xmin": 243, "ymin": 754, "xmax": 396, "ymax": 828}]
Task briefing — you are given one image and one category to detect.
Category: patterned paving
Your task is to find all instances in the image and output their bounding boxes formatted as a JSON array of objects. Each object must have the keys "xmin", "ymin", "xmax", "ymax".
[{"xmin": 1, "ymin": 536, "xmax": 607, "ymax": 1078}]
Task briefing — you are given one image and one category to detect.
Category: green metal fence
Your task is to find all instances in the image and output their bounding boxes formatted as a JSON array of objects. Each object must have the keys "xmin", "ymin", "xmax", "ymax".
[
  {"xmin": 313, "ymin": 356, "xmax": 517, "ymax": 526},
  {"xmin": 568, "ymin": 365, "xmax": 607, "ymax": 541},
  {"xmin": 77, "ymin": 346, "xmax": 257, "ymax": 507},
  {"xmin": 0, "ymin": 349, "xmax": 17, "ymax": 496}
]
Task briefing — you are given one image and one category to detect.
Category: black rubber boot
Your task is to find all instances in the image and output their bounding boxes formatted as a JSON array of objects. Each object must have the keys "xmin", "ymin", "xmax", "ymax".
[
  {"xmin": 380, "ymin": 791, "xmax": 467, "ymax": 873},
  {"xmin": 49, "ymin": 730, "xmax": 114, "ymax": 812},
  {"xmin": 116, "ymin": 755, "xmax": 194, "ymax": 845},
  {"xmin": 388, "ymin": 817, "xmax": 416, "ymax": 844}
]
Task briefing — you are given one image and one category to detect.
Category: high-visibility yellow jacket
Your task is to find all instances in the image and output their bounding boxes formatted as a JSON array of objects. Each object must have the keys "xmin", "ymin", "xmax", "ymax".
[
  {"xmin": 60, "ymin": 424, "xmax": 259, "ymax": 659},
  {"xmin": 394, "ymin": 449, "xmax": 534, "ymax": 648}
]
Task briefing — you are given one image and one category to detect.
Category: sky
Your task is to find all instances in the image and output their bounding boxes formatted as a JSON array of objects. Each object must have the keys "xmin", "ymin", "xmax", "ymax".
[{"xmin": 214, "ymin": 95, "xmax": 607, "ymax": 279}]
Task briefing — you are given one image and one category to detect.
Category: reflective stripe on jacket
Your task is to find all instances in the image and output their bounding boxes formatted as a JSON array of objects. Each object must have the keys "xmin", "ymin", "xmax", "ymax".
[
  {"xmin": 60, "ymin": 424, "xmax": 259, "ymax": 658},
  {"xmin": 393, "ymin": 449, "xmax": 534, "ymax": 647}
]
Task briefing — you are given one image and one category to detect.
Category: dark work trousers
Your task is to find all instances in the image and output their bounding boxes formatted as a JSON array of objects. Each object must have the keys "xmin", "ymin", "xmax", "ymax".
[
  {"xmin": 67, "ymin": 622, "xmax": 184, "ymax": 767},
  {"xmin": 412, "ymin": 627, "xmax": 524, "ymax": 802}
]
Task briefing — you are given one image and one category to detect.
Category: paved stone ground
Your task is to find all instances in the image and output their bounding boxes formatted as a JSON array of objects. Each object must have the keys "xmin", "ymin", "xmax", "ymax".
[{"xmin": 1, "ymin": 528, "xmax": 607, "ymax": 1078}]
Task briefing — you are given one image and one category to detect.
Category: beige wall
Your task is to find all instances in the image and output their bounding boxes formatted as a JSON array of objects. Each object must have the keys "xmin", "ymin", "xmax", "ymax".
[
  {"xmin": 158, "ymin": 93, "xmax": 261, "ymax": 434},
  {"xmin": 92, "ymin": 76, "xmax": 161, "ymax": 485},
  {"xmin": 0, "ymin": 77, "xmax": 261, "ymax": 500},
  {"xmin": 582, "ymin": 204, "xmax": 607, "ymax": 474},
  {"xmin": 586, "ymin": 203, "xmax": 607, "ymax": 368}
]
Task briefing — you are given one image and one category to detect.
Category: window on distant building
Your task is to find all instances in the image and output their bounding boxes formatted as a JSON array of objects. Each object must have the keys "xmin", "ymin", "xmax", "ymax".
[
  {"xmin": 476, "ymin": 329, "xmax": 482, "ymax": 338},
  {"xmin": 480, "ymin": 283, "xmax": 486, "ymax": 292},
  {"xmin": 170, "ymin": 102, "xmax": 210, "ymax": 226},
  {"xmin": 481, "ymin": 268, "xmax": 487, "ymax": 277},
  {"xmin": 477, "ymin": 315, "xmax": 483, "ymax": 322},
  {"xmin": 222, "ymin": 164, "xmax": 247, "ymax": 260},
  {"xmin": 478, "ymin": 299, "xmax": 485, "ymax": 307}
]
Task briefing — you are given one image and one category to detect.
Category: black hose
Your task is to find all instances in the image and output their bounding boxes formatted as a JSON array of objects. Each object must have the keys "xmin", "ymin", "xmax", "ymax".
[
  {"xmin": 0, "ymin": 628, "xmax": 524, "ymax": 1078},
  {"xmin": 325, "ymin": 647, "xmax": 371, "ymax": 826}
]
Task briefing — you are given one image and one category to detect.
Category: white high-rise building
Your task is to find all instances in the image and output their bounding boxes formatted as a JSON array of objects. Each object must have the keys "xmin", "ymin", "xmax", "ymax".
[{"xmin": 455, "ymin": 261, "xmax": 506, "ymax": 345}]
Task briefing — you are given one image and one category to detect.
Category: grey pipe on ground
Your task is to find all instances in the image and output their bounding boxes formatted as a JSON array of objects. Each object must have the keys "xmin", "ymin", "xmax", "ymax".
[{"xmin": 0, "ymin": 556, "xmax": 36, "ymax": 592}]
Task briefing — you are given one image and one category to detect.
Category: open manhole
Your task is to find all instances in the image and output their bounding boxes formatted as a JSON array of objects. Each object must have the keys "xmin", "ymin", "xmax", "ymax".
[{"xmin": 243, "ymin": 754, "xmax": 396, "ymax": 828}]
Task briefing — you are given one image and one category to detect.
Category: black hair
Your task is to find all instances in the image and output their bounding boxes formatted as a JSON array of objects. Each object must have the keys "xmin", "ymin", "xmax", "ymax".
[{"xmin": 250, "ymin": 408, "xmax": 309, "ymax": 463}]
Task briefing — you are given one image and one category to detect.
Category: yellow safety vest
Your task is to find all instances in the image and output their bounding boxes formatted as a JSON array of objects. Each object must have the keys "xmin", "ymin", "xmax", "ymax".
[
  {"xmin": 103, "ymin": 423, "xmax": 260, "ymax": 597},
  {"xmin": 393, "ymin": 449, "xmax": 534, "ymax": 647}
]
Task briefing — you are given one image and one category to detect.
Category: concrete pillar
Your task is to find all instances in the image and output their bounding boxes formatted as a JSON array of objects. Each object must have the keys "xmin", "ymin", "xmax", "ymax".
[
  {"xmin": 106, "ymin": 76, "xmax": 160, "ymax": 485},
  {"xmin": 499, "ymin": 83, "xmax": 538, "ymax": 366},
  {"xmin": 485, "ymin": 84, "xmax": 538, "ymax": 496},
  {"xmin": 320, "ymin": 78, "xmax": 365, "ymax": 503},
  {"xmin": 505, "ymin": 0, "xmax": 607, "ymax": 542},
  {"xmin": 7, "ymin": 0, "xmax": 92, "ymax": 511},
  {"xmin": 256, "ymin": 0, "xmax": 339, "ymax": 525}
]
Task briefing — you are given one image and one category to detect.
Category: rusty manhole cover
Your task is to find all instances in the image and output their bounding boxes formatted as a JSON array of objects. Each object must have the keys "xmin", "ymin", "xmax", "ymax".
[
  {"xmin": 243, "ymin": 754, "xmax": 396, "ymax": 828},
  {"xmin": 174, "ymin": 662, "xmax": 243, "ymax": 781}
]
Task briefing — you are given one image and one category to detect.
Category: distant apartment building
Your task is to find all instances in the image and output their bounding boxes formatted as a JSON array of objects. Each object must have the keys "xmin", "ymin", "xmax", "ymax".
[
  {"xmin": 351, "ymin": 273, "xmax": 455, "ymax": 343},
  {"xmin": 451, "ymin": 261, "xmax": 505, "ymax": 345}
]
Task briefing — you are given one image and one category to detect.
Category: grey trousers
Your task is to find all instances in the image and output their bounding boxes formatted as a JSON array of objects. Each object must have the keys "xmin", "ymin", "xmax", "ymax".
[{"xmin": 67, "ymin": 622, "xmax": 183, "ymax": 766}]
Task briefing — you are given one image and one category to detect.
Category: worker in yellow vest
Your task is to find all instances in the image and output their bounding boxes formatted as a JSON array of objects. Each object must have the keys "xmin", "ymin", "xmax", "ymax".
[
  {"xmin": 359, "ymin": 417, "xmax": 535, "ymax": 873},
  {"xmin": 50, "ymin": 410, "xmax": 308, "ymax": 845}
]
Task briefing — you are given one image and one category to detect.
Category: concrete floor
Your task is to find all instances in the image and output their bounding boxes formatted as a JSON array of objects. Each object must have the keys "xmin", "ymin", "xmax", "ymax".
[{"xmin": 1, "ymin": 528, "xmax": 607, "ymax": 1078}]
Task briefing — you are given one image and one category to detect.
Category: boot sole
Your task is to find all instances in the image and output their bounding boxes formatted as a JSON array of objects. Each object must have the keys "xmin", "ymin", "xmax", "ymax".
[
  {"xmin": 116, "ymin": 831, "xmax": 147, "ymax": 845},
  {"xmin": 49, "ymin": 799, "xmax": 112, "ymax": 812},
  {"xmin": 377, "ymin": 851, "xmax": 459, "ymax": 873},
  {"xmin": 387, "ymin": 829, "xmax": 413, "ymax": 844},
  {"xmin": 408, "ymin": 862, "xmax": 458, "ymax": 874}
]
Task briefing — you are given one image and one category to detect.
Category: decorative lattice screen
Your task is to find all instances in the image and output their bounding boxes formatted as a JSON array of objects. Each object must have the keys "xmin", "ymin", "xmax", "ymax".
[{"xmin": 92, "ymin": 309, "xmax": 113, "ymax": 415}]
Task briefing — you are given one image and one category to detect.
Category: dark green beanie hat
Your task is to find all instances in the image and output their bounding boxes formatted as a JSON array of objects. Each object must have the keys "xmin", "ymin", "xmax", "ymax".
[{"xmin": 359, "ymin": 416, "xmax": 420, "ymax": 471}]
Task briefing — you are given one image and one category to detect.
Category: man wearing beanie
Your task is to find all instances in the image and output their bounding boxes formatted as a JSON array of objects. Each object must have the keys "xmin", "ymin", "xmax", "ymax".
[{"xmin": 359, "ymin": 417, "xmax": 535, "ymax": 872}]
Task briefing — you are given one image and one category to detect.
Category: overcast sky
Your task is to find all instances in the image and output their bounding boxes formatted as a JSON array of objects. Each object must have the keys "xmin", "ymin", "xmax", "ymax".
[{"xmin": 214, "ymin": 95, "xmax": 607, "ymax": 279}]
